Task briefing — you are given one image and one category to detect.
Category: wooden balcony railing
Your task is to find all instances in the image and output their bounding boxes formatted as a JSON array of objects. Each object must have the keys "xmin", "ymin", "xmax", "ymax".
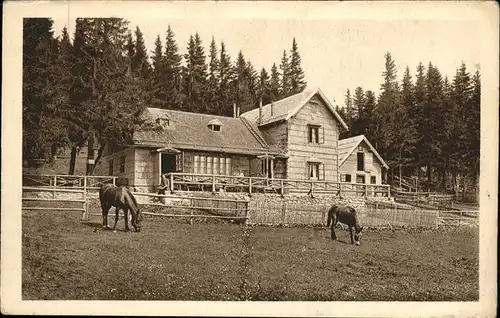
[{"xmin": 162, "ymin": 173, "xmax": 391, "ymax": 197}]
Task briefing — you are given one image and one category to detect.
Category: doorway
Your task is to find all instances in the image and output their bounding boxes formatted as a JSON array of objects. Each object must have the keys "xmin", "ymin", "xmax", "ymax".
[{"xmin": 161, "ymin": 153, "xmax": 176, "ymax": 174}]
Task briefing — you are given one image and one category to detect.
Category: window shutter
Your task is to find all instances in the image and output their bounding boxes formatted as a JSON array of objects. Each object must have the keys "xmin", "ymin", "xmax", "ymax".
[
  {"xmin": 319, "ymin": 163, "xmax": 325, "ymax": 180},
  {"xmin": 321, "ymin": 127, "xmax": 325, "ymax": 144}
]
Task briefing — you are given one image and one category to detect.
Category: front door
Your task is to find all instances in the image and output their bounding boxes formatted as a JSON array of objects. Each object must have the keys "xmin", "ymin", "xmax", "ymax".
[{"xmin": 161, "ymin": 153, "xmax": 176, "ymax": 174}]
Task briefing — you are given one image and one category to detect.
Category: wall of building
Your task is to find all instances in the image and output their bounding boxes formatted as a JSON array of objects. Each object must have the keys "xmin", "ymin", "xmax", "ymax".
[
  {"xmin": 339, "ymin": 141, "xmax": 384, "ymax": 185},
  {"xmin": 94, "ymin": 147, "xmax": 135, "ymax": 184},
  {"xmin": 286, "ymin": 95, "xmax": 341, "ymax": 181}
]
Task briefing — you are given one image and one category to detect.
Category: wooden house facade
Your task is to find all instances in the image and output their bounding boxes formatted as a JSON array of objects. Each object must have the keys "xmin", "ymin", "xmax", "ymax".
[
  {"xmin": 240, "ymin": 88, "xmax": 349, "ymax": 182},
  {"xmin": 94, "ymin": 88, "xmax": 388, "ymax": 192},
  {"xmin": 338, "ymin": 135, "xmax": 389, "ymax": 185}
]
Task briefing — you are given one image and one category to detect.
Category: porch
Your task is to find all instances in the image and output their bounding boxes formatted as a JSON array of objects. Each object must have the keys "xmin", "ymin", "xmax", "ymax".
[{"xmin": 160, "ymin": 172, "xmax": 391, "ymax": 197}]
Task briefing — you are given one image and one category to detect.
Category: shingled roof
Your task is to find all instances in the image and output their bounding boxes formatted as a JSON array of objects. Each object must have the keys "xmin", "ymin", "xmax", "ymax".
[
  {"xmin": 133, "ymin": 108, "xmax": 283, "ymax": 156},
  {"xmin": 338, "ymin": 135, "xmax": 389, "ymax": 169},
  {"xmin": 240, "ymin": 87, "xmax": 349, "ymax": 129}
]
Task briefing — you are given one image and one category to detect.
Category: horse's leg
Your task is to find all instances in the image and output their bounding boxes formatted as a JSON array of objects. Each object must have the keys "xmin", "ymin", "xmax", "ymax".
[
  {"xmin": 112, "ymin": 208, "xmax": 120, "ymax": 232},
  {"xmin": 102, "ymin": 204, "xmax": 110, "ymax": 229},
  {"xmin": 349, "ymin": 226, "xmax": 355, "ymax": 244},
  {"xmin": 330, "ymin": 219, "xmax": 337, "ymax": 240},
  {"xmin": 124, "ymin": 208, "xmax": 130, "ymax": 232}
]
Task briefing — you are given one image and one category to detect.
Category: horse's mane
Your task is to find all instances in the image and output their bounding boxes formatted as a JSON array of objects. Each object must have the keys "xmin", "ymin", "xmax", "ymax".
[{"xmin": 125, "ymin": 187, "xmax": 139, "ymax": 211}]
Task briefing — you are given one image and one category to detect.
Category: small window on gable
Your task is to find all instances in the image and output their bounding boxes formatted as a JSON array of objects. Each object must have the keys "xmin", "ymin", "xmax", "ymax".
[
  {"xmin": 208, "ymin": 119, "xmax": 223, "ymax": 132},
  {"xmin": 358, "ymin": 145, "xmax": 363, "ymax": 152},
  {"xmin": 156, "ymin": 117, "xmax": 170, "ymax": 128}
]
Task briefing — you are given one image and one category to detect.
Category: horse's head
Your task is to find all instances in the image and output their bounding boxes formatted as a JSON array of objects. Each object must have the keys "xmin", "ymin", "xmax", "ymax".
[
  {"xmin": 354, "ymin": 226, "xmax": 364, "ymax": 245},
  {"xmin": 133, "ymin": 210, "xmax": 144, "ymax": 232}
]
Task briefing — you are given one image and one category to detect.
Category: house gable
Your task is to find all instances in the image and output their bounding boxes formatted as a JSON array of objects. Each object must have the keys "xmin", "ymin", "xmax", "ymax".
[
  {"xmin": 338, "ymin": 135, "xmax": 389, "ymax": 169},
  {"xmin": 240, "ymin": 88, "xmax": 349, "ymax": 131}
]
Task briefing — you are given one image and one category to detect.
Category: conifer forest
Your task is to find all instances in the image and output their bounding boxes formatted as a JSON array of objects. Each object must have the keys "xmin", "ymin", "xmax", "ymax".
[{"xmin": 23, "ymin": 18, "xmax": 480, "ymax": 196}]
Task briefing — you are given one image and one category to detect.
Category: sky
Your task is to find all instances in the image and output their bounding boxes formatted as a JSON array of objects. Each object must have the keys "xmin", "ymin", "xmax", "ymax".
[{"xmin": 50, "ymin": 1, "xmax": 483, "ymax": 107}]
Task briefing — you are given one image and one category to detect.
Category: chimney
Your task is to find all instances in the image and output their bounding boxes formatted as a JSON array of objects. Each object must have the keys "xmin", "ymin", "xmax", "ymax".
[
  {"xmin": 237, "ymin": 105, "xmax": 240, "ymax": 117},
  {"xmin": 258, "ymin": 98, "xmax": 263, "ymax": 125},
  {"xmin": 233, "ymin": 103, "xmax": 237, "ymax": 118},
  {"xmin": 271, "ymin": 101, "xmax": 274, "ymax": 116}
]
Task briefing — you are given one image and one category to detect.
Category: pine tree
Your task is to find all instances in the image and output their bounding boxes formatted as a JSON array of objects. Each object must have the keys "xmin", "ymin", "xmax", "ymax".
[
  {"xmin": 206, "ymin": 37, "xmax": 220, "ymax": 114},
  {"xmin": 421, "ymin": 62, "xmax": 446, "ymax": 183},
  {"xmin": 183, "ymin": 33, "xmax": 208, "ymax": 112},
  {"xmin": 23, "ymin": 18, "xmax": 69, "ymax": 162},
  {"xmin": 344, "ymin": 89, "xmax": 354, "ymax": 129},
  {"xmin": 400, "ymin": 66, "xmax": 417, "ymax": 172},
  {"xmin": 279, "ymin": 50, "xmax": 291, "ymax": 98},
  {"xmin": 288, "ymin": 38, "xmax": 307, "ymax": 94},
  {"xmin": 350, "ymin": 87, "xmax": 365, "ymax": 135},
  {"xmin": 269, "ymin": 63, "xmax": 281, "ymax": 101},
  {"xmin": 132, "ymin": 26, "xmax": 151, "ymax": 80},
  {"xmin": 150, "ymin": 35, "xmax": 166, "ymax": 108},
  {"xmin": 218, "ymin": 41, "xmax": 233, "ymax": 116},
  {"xmin": 68, "ymin": 18, "xmax": 152, "ymax": 173},
  {"xmin": 259, "ymin": 67, "xmax": 272, "ymax": 105},
  {"xmin": 363, "ymin": 90, "xmax": 377, "ymax": 139},
  {"xmin": 231, "ymin": 51, "xmax": 255, "ymax": 114},
  {"xmin": 164, "ymin": 25, "xmax": 184, "ymax": 109}
]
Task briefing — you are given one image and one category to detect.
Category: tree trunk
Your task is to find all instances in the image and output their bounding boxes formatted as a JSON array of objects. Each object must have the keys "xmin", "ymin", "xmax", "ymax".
[
  {"xmin": 427, "ymin": 162, "xmax": 432, "ymax": 187},
  {"xmin": 86, "ymin": 134, "xmax": 95, "ymax": 176},
  {"xmin": 68, "ymin": 146, "xmax": 77, "ymax": 175}
]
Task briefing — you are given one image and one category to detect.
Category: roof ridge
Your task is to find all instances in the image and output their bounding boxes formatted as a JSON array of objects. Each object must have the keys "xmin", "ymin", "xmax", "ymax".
[
  {"xmin": 147, "ymin": 108, "xmax": 240, "ymax": 120},
  {"xmin": 240, "ymin": 116, "xmax": 269, "ymax": 148}
]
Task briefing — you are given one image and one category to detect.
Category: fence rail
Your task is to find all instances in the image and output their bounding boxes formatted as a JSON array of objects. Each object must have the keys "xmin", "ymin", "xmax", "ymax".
[{"xmin": 163, "ymin": 173, "xmax": 391, "ymax": 197}]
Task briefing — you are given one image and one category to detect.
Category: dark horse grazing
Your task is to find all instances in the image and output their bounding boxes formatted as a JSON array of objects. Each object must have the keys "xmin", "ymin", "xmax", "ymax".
[
  {"xmin": 99, "ymin": 184, "xmax": 143, "ymax": 232},
  {"xmin": 327, "ymin": 204, "xmax": 363, "ymax": 245}
]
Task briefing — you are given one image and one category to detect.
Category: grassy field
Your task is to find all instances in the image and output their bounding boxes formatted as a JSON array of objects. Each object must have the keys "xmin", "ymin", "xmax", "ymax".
[{"xmin": 22, "ymin": 210, "xmax": 479, "ymax": 301}]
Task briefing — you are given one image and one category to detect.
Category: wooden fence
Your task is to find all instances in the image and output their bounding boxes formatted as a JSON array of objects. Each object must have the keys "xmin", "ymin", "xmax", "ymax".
[
  {"xmin": 23, "ymin": 174, "xmax": 117, "ymax": 190},
  {"xmin": 392, "ymin": 189, "xmax": 455, "ymax": 210},
  {"xmin": 22, "ymin": 185, "xmax": 249, "ymax": 222},
  {"xmin": 163, "ymin": 173, "xmax": 391, "ymax": 197}
]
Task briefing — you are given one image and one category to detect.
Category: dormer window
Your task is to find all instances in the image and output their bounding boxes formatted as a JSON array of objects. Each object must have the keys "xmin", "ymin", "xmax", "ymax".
[
  {"xmin": 156, "ymin": 117, "xmax": 170, "ymax": 128},
  {"xmin": 208, "ymin": 119, "xmax": 223, "ymax": 132}
]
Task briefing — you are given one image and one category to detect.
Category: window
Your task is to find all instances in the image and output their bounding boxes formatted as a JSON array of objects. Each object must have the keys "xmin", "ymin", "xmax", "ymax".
[
  {"xmin": 225, "ymin": 158, "xmax": 231, "ymax": 175},
  {"xmin": 194, "ymin": 155, "xmax": 200, "ymax": 173},
  {"xmin": 200, "ymin": 156, "xmax": 206, "ymax": 174},
  {"xmin": 108, "ymin": 159, "xmax": 114, "ymax": 176},
  {"xmin": 308, "ymin": 162, "xmax": 323, "ymax": 180},
  {"xmin": 358, "ymin": 145, "xmax": 363, "ymax": 152},
  {"xmin": 157, "ymin": 117, "xmax": 170, "ymax": 128},
  {"xmin": 341, "ymin": 174, "xmax": 351, "ymax": 182},
  {"xmin": 207, "ymin": 156, "xmax": 213, "ymax": 175},
  {"xmin": 213, "ymin": 157, "xmax": 219, "ymax": 174},
  {"xmin": 357, "ymin": 152, "xmax": 364, "ymax": 171},
  {"xmin": 175, "ymin": 153, "xmax": 183, "ymax": 172},
  {"xmin": 219, "ymin": 157, "xmax": 225, "ymax": 175},
  {"xmin": 308, "ymin": 125, "xmax": 320, "ymax": 144},
  {"xmin": 356, "ymin": 175, "xmax": 365, "ymax": 184},
  {"xmin": 370, "ymin": 176, "xmax": 376, "ymax": 184},
  {"xmin": 194, "ymin": 155, "xmax": 231, "ymax": 175},
  {"xmin": 208, "ymin": 119, "xmax": 223, "ymax": 132},
  {"xmin": 119, "ymin": 156, "xmax": 125, "ymax": 173}
]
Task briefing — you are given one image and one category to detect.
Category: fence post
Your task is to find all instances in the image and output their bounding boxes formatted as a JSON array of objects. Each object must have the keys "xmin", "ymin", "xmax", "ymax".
[
  {"xmin": 364, "ymin": 184, "xmax": 368, "ymax": 197},
  {"xmin": 112, "ymin": 177, "xmax": 117, "ymax": 186},
  {"xmin": 249, "ymin": 177, "xmax": 253, "ymax": 195},
  {"xmin": 280, "ymin": 179, "xmax": 284, "ymax": 196},
  {"xmin": 281, "ymin": 200, "xmax": 286, "ymax": 225},
  {"xmin": 310, "ymin": 181, "xmax": 314, "ymax": 197},
  {"xmin": 82, "ymin": 177, "xmax": 88, "ymax": 220},
  {"xmin": 212, "ymin": 175, "xmax": 216, "ymax": 194},
  {"xmin": 52, "ymin": 175, "xmax": 57, "ymax": 199},
  {"xmin": 170, "ymin": 173, "xmax": 174, "ymax": 193}
]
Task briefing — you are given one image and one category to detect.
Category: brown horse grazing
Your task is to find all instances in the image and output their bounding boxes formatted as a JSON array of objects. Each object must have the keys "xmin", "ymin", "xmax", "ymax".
[
  {"xmin": 327, "ymin": 204, "xmax": 363, "ymax": 245},
  {"xmin": 99, "ymin": 184, "xmax": 143, "ymax": 232}
]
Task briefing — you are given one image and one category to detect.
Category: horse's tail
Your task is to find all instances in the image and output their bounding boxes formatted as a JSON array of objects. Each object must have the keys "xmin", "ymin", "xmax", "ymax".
[{"xmin": 326, "ymin": 206, "xmax": 336, "ymax": 227}]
